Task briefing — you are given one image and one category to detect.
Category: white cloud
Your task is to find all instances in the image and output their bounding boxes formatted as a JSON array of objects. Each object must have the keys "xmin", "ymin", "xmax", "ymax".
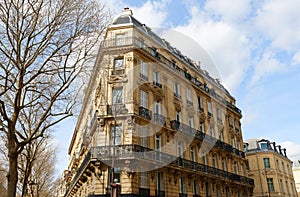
[
  {"xmin": 279, "ymin": 141, "xmax": 300, "ymax": 160},
  {"xmin": 255, "ymin": 0, "xmax": 300, "ymax": 51},
  {"xmin": 204, "ymin": 0, "xmax": 251, "ymax": 23},
  {"xmin": 292, "ymin": 50, "xmax": 300, "ymax": 66},
  {"xmin": 171, "ymin": 6, "xmax": 251, "ymax": 93},
  {"xmin": 130, "ymin": 0, "xmax": 169, "ymax": 27},
  {"xmin": 250, "ymin": 50, "xmax": 286, "ymax": 87}
]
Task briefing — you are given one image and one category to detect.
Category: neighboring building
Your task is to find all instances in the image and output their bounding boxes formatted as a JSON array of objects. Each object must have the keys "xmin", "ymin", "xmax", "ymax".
[
  {"xmin": 292, "ymin": 160, "xmax": 300, "ymax": 196},
  {"xmin": 64, "ymin": 8, "xmax": 254, "ymax": 197},
  {"xmin": 245, "ymin": 139, "xmax": 297, "ymax": 197}
]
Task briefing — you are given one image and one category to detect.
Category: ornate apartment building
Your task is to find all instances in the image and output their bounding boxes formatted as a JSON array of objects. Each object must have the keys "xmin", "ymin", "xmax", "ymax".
[
  {"xmin": 245, "ymin": 139, "xmax": 297, "ymax": 197},
  {"xmin": 64, "ymin": 8, "xmax": 254, "ymax": 197},
  {"xmin": 292, "ymin": 160, "xmax": 300, "ymax": 196}
]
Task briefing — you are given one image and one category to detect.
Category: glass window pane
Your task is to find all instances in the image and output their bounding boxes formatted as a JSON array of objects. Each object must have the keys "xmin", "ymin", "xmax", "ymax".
[{"xmin": 112, "ymin": 88, "xmax": 123, "ymax": 104}]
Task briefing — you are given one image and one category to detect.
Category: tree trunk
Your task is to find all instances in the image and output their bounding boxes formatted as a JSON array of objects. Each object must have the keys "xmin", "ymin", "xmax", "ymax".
[{"xmin": 7, "ymin": 138, "xmax": 18, "ymax": 197}]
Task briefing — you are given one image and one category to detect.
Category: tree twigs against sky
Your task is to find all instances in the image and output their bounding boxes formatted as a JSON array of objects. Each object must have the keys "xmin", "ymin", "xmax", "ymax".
[{"xmin": 0, "ymin": 0, "xmax": 111, "ymax": 196}]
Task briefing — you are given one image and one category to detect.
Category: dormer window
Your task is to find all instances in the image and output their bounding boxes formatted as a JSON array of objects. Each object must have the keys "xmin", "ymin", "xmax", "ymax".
[{"xmin": 260, "ymin": 142, "xmax": 268, "ymax": 150}]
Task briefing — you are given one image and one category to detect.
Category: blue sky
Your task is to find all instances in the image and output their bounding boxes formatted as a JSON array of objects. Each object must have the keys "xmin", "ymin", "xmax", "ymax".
[{"xmin": 54, "ymin": 0, "xmax": 300, "ymax": 174}]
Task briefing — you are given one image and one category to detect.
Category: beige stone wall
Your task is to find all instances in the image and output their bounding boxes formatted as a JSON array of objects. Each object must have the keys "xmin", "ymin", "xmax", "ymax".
[{"xmin": 247, "ymin": 151, "xmax": 297, "ymax": 196}]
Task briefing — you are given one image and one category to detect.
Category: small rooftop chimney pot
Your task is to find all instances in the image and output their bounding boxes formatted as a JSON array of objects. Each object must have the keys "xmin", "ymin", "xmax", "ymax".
[{"xmin": 123, "ymin": 7, "xmax": 133, "ymax": 15}]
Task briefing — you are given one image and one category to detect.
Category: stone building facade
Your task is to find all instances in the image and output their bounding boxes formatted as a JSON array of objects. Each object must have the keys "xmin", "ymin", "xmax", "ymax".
[
  {"xmin": 64, "ymin": 8, "xmax": 254, "ymax": 197},
  {"xmin": 245, "ymin": 139, "xmax": 297, "ymax": 197}
]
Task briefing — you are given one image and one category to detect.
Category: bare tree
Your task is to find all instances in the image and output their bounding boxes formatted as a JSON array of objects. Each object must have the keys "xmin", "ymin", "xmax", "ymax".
[
  {"xmin": 0, "ymin": 0, "xmax": 111, "ymax": 196},
  {"xmin": 18, "ymin": 136, "xmax": 58, "ymax": 197}
]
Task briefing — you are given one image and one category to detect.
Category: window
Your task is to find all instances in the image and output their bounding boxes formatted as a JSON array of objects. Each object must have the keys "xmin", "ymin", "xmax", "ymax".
[
  {"xmin": 205, "ymin": 182, "xmax": 210, "ymax": 197},
  {"xmin": 153, "ymin": 71, "xmax": 160, "ymax": 83},
  {"xmin": 156, "ymin": 172, "xmax": 164, "ymax": 192},
  {"xmin": 260, "ymin": 142, "xmax": 268, "ymax": 150},
  {"xmin": 200, "ymin": 123, "xmax": 204, "ymax": 133},
  {"xmin": 140, "ymin": 61, "xmax": 148, "ymax": 80},
  {"xmin": 219, "ymin": 130, "xmax": 224, "ymax": 141},
  {"xmin": 174, "ymin": 82, "xmax": 181, "ymax": 98},
  {"xmin": 222, "ymin": 158, "xmax": 227, "ymax": 171},
  {"xmin": 237, "ymin": 141, "xmax": 241, "ymax": 150},
  {"xmin": 193, "ymin": 180, "xmax": 199, "ymax": 196},
  {"xmin": 112, "ymin": 87, "xmax": 123, "ymax": 104},
  {"xmin": 240, "ymin": 164, "xmax": 244, "ymax": 176},
  {"xmin": 210, "ymin": 126, "xmax": 215, "ymax": 137},
  {"xmin": 216, "ymin": 108, "xmax": 222, "ymax": 121},
  {"xmin": 154, "ymin": 101, "xmax": 161, "ymax": 114},
  {"xmin": 140, "ymin": 126, "xmax": 149, "ymax": 148},
  {"xmin": 190, "ymin": 147, "xmax": 196, "ymax": 162},
  {"xmin": 179, "ymin": 177, "xmax": 186, "ymax": 195},
  {"xmin": 228, "ymin": 116, "xmax": 233, "ymax": 127},
  {"xmin": 267, "ymin": 178, "xmax": 275, "ymax": 192},
  {"xmin": 188, "ymin": 116, "xmax": 194, "ymax": 128},
  {"xmin": 264, "ymin": 158, "xmax": 270, "ymax": 169},
  {"xmin": 110, "ymin": 125, "xmax": 122, "ymax": 145},
  {"xmin": 186, "ymin": 88, "xmax": 193, "ymax": 105},
  {"xmin": 176, "ymin": 110, "xmax": 181, "ymax": 122},
  {"xmin": 114, "ymin": 58, "xmax": 124, "ymax": 69},
  {"xmin": 177, "ymin": 142, "xmax": 183, "ymax": 157},
  {"xmin": 202, "ymin": 154, "xmax": 207, "ymax": 165},
  {"xmin": 198, "ymin": 96, "xmax": 203, "ymax": 111},
  {"xmin": 216, "ymin": 184, "xmax": 221, "ymax": 197},
  {"xmin": 115, "ymin": 34, "xmax": 125, "ymax": 46},
  {"xmin": 140, "ymin": 90, "xmax": 148, "ymax": 108},
  {"xmin": 231, "ymin": 137, "xmax": 235, "ymax": 148},
  {"xmin": 212, "ymin": 155, "xmax": 218, "ymax": 168},
  {"xmin": 234, "ymin": 162, "xmax": 239, "ymax": 174},
  {"xmin": 155, "ymin": 135, "xmax": 162, "ymax": 161},
  {"xmin": 234, "ymin": 119, "xmax": 240, "ymax": 131},
  {"xmin": 207, "ymin": 102, "xmax": 212, "ymax": 116},
  {"xmin": 140, "ymin": 172, "xmax": 149, "ymax": 189}
]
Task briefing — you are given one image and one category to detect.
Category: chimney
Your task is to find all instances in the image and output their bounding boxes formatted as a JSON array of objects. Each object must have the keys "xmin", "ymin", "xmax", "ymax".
[
  {"xmin": 123, "ymin": 7, "xmax": 133, "ymax": 15},
  {"xmin": 273, "ymin": 142, "xmax": 277, "ymax": 152},
  {"xmin": 278, "ymin": 145, "xmax": 282, "ymax": 154},
  {"xmin": 283, "ymin": 148, "xmax": 287, "ymax": 157}
]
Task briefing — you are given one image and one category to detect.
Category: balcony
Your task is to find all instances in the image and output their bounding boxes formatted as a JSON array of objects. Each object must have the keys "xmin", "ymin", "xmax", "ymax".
[
  {"xmin": 170, "ymin": 120, "xmax": 245, "ymax": 158},
  {"xmin": 153, "ymin": 113, "xmax": 166, "ymax": 126},
  {"xmin": 111, "ymin": 69, "xmax": 125, "ymax": 75},
  {"xmin": 107, "ymin": 104, "xmax": 127, "ymax": 115},
  {"xmin": 153, "ymin": 81, "xmax": 162, "ymax": 89},
  {"xmin": 139, "ymin": 106, "xmax": 152, "ymax": 120},
  {"xmin": 140, "ymin": 73, "xmax": 149, "ymax": 81},
  {"xmin": 187, "ymin": 100, "xmax": 193, "ymax": 106},
  {"xmin": 66, "ymin": 144, "xmax": 254, "ymax": 195},
  {"xmin": 170, "ymin": 120, "xmax": 197, "ymax": 136},
  {"xmin": 174, "ymin": 93, "xmax": 181, "ymax": 100},
  {"xmin": 103, "ymin": 36, "xmax": 242, "ymax": 117}
]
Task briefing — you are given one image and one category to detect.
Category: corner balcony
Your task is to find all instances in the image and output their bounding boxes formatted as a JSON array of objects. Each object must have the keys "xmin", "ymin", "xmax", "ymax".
[{"xmin": 139, "ymin": 106, "xmax": 152, "ymax": 120}]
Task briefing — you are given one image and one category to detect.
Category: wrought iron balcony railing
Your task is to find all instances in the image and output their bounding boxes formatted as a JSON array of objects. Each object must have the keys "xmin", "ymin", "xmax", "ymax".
[
  {"xmin": 102, "ymin": 36, "xmax": 242, "ymax": 116},
  {"xmin": 139, "ymin": 106, "xmax": 152, "ymax": 120},
  {"xmin": 88, "ymin": 145, "xmax": 254, "ymax": 186},
  {"xmin": 153, "ymin": 81, "xmax": 162, "ymax": 88},
  {"xmin": 153, "ymin": 113, "xmax": 166, "ymax": 126},
  {"xmin": 111, "ymin": 69, "xmax": 125, "ymax": 75},
  {"xmin": 170, "ymin": 120, "xmax": 245, "ymax": 158}
]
